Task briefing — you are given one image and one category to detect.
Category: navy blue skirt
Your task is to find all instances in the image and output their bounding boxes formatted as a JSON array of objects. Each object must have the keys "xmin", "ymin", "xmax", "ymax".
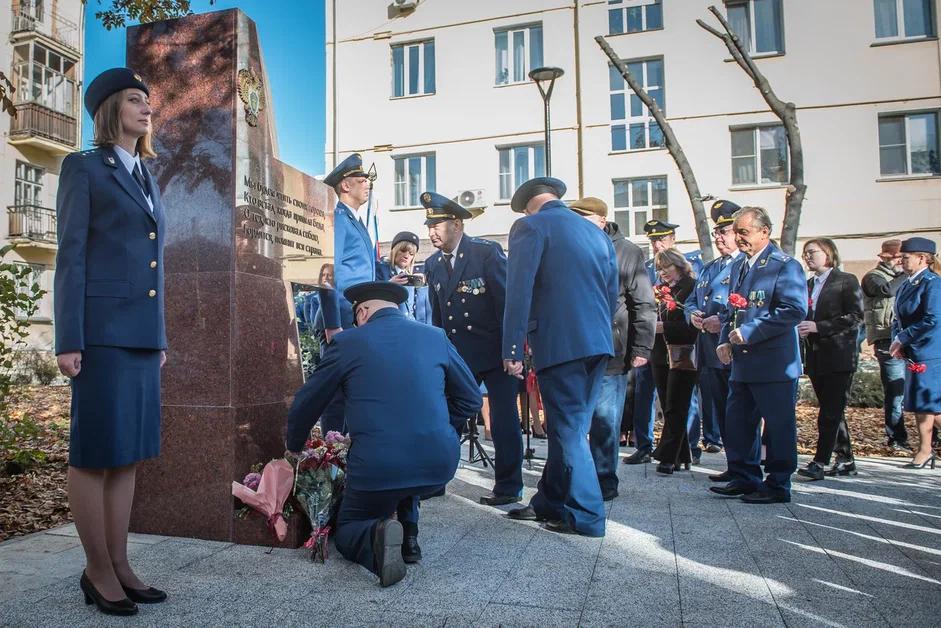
[
  {"xmin": 69, "ymin": 346, "xmax": 162, "ymax": 468},
  {"xmin": 903, "ymin": 357, "xmax": 941, "ymax": 414}
]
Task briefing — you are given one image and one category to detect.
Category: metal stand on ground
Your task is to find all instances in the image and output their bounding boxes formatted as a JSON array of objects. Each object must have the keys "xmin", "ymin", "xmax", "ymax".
[
  {"xmin": 521, "ymin": 365, "xmax": 544, "ymax": 470},
  {"xmin": 461, "ymin": 413, "xmax": 494, "ymax": 468}
]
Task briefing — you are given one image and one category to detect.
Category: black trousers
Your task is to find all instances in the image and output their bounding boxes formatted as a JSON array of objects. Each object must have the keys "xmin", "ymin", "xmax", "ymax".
[
  {"xmin": 810, "ymin": 372, "xmax": 855, "ymax": 465},
  {"xmin": 651, "ymin": 365, "xmax": 695, "ymax": 466}
]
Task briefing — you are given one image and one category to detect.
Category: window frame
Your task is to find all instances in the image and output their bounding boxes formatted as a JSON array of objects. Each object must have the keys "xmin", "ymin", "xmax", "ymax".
[
  {"xmin": 14, "ymin": 160, "xmax": 44, "ymax": 206},
  {"xmin": 877, "ymin": 110, "xmax": 941, "ymax": 177},
  {"xmin": 391, "ymin": 39, "xmax": 435, "ymax": 99},
  {"xmin": 729, "ymin": 123, "xmax": 790, "ymax": 187},
  {"xmin": 494, "ymin": 23, "xmax": 544, "ymax": 86},
  {"xmin": 607, "ymin": 0, "xmax": 664, "ymax": 36},
  {"xmin": 496, "ymin": 143, "xmax": 547, "ymax": 200},
  {"xmin": 725, "ymin": 0, "xmax": 786, "ymax": 56},
  {"xmin": 612, "ymin": 176, "xmax": 669, "ymax": 240},
  {"xmin": 609, "ymin": 56, "xmax": 665, "ymax": 153},
  {"xmin": 392, "ymin": 152, "xmax": 437, "ymax": 209},
  {"xmin": 873, "ymin": 0, "xmax": 936, "ymax": 41}
]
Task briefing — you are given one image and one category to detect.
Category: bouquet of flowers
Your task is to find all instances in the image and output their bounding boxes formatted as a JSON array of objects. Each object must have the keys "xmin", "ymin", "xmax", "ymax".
[
  {"xmin": 232, "ymin": 459, "xmax": 295, "ymax": 543},
  {"xmin": 292, "ymin": 426, "xmax": 350, "ymax": 562}
]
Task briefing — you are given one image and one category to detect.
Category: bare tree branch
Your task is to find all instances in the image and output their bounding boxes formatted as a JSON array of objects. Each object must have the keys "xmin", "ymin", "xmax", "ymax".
[
  {"xmin": 595, "ymin": 36, "xmax": 713, "ymax": 261},
  {"xmin": 698, "ymin": 5, "xmax": 806, "ymax": 255}
]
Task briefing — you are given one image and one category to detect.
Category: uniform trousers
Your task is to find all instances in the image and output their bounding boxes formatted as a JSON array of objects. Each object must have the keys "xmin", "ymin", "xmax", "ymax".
[
  {"xmin": 698, "ymin": 366, "xmax": 731, "ymax": 447},
  {"xmin": 725, "ymin": 379, "xmax": 799, "ymax": 495},
  {"xmin": 477, "ymin": 367, "xmax": 524, "ymax": 497},
  {"xmin": 335, "ymin": 484, "xmax": 440, "ymax": 575},
  {"xmin": 530, "ymin": 355, "xmax": 607, "ymax": 537}
]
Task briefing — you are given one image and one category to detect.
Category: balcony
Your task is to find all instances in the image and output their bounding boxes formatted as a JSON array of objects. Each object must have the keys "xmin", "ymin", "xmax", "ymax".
[
  {"xmin": 8, "ymin": 102, "xmax": 78, "ymax": 153},
  {"xmin": 10, "ymin": 5, "xmax": 79, "ymax": 55},
  {"xmin": 7, "ymin": 205, "xmax": 57, "ymax": 250}
]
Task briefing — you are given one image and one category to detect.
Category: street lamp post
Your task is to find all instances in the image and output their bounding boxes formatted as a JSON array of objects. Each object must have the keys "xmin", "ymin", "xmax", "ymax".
[{"xmin": 528, "ymin": 66, "xmax": 564, "ymax": 177}]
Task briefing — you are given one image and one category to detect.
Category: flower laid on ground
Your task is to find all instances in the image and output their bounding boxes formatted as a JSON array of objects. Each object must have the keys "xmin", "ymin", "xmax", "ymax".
[
  {"xmin": 242, "ymin": 471, "xmax": 261, "ymax": 491},
  {"xmin": 293, "ymin": 426, "xmax": 351, "ymax": 562},
  {"xmin": 907, "ymin": 360, "xmax": 928, "ymax": 374},
  {"xmin": 232, "ymin": 459, "xmax": 295, "ymax": 542}
]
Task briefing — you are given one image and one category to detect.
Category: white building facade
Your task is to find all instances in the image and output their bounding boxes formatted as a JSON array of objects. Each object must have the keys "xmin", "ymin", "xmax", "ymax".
[
  {"xmin": 1, "ymin": 0, "xmax": 84, "ymax": 350},
  {"xmin": 326, "ymin": 0, "xmax": 941, "ymax": 271}
]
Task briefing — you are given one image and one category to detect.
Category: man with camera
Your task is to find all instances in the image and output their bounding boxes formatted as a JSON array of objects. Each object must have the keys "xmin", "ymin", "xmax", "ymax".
[{"xmin": 422, "ymin": 191, "xmax": 524, "ymax": 506}]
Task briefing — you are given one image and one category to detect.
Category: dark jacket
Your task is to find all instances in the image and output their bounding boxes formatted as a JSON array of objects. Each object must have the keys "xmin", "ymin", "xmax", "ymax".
[
  {"xmin": 651, "ymin": 275, "xmax": 697, "ymax": 368},
  {"xmin": 804, "ymin": 269, "xmax": 864, "ymax": 376},
  {"xmin": 861, "ymin": 262, "xmax": 906, "ymax": 344},
  {"xmin": 605, "ymin": 223, "xmax": 656, "ymax": 375}
]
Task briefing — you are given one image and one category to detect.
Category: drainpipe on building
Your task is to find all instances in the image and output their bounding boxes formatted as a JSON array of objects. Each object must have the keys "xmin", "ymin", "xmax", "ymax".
[
  {"xmin": 573, "ymin": 0, "xmax": 584, "ymax": 199},
  {"xmin": 331, "ymin": 0, "xmax": 338, "ymax": 171}
]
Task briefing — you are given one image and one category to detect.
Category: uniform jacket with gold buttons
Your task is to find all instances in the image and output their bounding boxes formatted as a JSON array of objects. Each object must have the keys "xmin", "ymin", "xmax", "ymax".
[{"xmin": 54, "ymin": 146, "xmax": 167, "ymax": 353}]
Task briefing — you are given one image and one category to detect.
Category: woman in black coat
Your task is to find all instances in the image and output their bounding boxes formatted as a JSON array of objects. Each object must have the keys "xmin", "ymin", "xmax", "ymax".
[
  {"xmin": 651, "ymin": 249, "xmax": 699, "ymax": 474},
  {"xmin": 797, "ymin": 238, "xmax": 863, "ymax": 480}
]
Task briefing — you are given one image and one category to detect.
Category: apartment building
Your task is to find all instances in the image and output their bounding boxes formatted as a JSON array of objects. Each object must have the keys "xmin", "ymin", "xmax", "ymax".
[
  {"xmin": 1, "ymin": 0, "xmax": 84, "ymax": 350},
  {"xmin": 325, "ymin": 0, "xmax": 940, "ymax": 271}
]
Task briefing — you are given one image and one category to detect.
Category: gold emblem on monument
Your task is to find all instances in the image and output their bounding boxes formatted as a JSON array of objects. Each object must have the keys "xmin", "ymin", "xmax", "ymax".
[{"xmin": 237, "ymin": 68, "xmax": 266, "ymax": 127}]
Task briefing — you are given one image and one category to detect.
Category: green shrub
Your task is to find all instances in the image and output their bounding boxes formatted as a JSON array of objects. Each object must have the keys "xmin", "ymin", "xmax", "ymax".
[{"xmin": 21, "ymin": 350, "xmax": 59, "ymax": 386}]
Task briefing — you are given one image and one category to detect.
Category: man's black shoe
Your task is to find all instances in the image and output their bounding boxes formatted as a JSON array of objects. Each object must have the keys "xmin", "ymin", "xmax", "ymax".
[
  {"xmin": 708, "ymin": 471, "xmax": 732, "ymax": 482},
  {"xmin": 741, "ymin": 491, "xmax": 790, "ymax": 504},
  {"xmin": 506, "ymin": 505, "xmax": 546, "ymax": 521},
  {"xmin": 543, "ymin": 519, "xmax": 578, "ymax": 535},
  {"xmin": 479, "ymin": 492, "xmax": 522, "ymax": 506},
  {"xmin": 402, "ymin": 535, "xmax": 422, "ymax": 564},
  {"xmin": 825, "ymin": 460, "xmax": 858, "ymax": 477},
  {"xmin": 373, "ymin": 519, "xmax": 406, "ymax": 587},
  {"xmin": 602, "ymin": 489, "xmax": 618, "ymax": 502},
  {"xmin": 704, "ymin": 443, "xmax": 723, "ymax": 454},
  {"xmin": 709, "ymin": 483, "xmax": 751, "ymax": 497},
  {"xmin": 623, "ymin": 450, "xmax": 651, "ymax": 465},
  {"xmin": 796, "ymin": 461, "xmax": 825, "ymax": 481}
]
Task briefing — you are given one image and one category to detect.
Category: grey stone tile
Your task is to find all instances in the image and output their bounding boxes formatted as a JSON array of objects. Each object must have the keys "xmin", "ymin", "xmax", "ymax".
[{"xmin": 453, "ymin": 602, "xmax": 581, "ymax": 627}]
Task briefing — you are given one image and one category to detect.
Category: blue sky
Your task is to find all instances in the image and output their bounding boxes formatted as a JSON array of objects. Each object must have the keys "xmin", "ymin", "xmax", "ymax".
[{"xmin": 82, "ymin": 0, "xmax": 326, "ymax": 174}]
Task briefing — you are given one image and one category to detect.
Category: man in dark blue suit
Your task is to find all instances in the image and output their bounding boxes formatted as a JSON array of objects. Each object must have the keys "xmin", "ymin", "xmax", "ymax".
[
  {"xmin": 286, "ymin": 281, "xmax": 481, "ymax": 587},
  {"xmin": 422, "ymin": 192, "xmax": 524, "ymax": 505},
  {"xmin": 315, "ymin": 154, "xmax": 378, "ymax": 433},
  {"xmin": 503, "ymin": 178, "xmax": 618, "ymax": 537},
  {"xmin": 625, "ymin": 220, "xmax": 706, "ymax": 464},
  {"xmin": 712, "ymin": 206, "xmax": 807, "ymax": 504},
  {"xmin": 685, "ymin": 200, "xmax": 743, "ymax": 482}
]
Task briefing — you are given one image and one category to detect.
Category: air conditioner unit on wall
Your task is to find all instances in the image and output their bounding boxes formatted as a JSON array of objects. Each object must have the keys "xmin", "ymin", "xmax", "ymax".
[
  {"xmin": 455, "ymin": 189, "xmax": 485, "ymax": 209},
  {"xmin": 393, "ymin": 0, "xmax": 418, "ymax": 9}
]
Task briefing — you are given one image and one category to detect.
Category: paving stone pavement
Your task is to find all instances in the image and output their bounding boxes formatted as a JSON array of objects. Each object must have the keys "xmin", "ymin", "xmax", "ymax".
[{"xmin": 1, "ymin": 442, "xmax": 940, "ymax": 627}]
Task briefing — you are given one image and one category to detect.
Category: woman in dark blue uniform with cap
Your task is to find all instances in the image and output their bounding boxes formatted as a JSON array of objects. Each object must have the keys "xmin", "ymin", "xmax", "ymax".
[
  {"xmin": 889, "ymin": 237, "xmax": 941, "ymax": 469},
  {"xmin": 376, "ymin": 230, "xmax": 432, "ymax": 324},
  {"xmin": 54, "ymin": 68, "xmax": 168, "ymax": 616}
]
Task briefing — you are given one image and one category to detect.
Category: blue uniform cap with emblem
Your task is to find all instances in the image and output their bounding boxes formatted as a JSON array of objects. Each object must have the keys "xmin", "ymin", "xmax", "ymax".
[
  {"xmin": 644, "ymin": 219, "xmax": 679, "ymax": 238},
  {"xmin": 84, "ymin": 67, "xmax": 149, "ymax": 117},
  {"xmin": 344, "ymin": 281, "xmax": 408, "ymax": 310},
  {"xmin": 710, "ymin": 200, "xmax": 741, "ymax": 227},
  {"xmin": 900, "ymin": 237, "xmax": 937, "ymax": 255},
  {"xmin": 391, "ymin": 231, "xmax": 420, "ymax": 249},
  {"xmin": 323, "ymin": 153, "xmax": 368, "ymax": 189},
  {"xmin": 421, "ymin": 191, "xmax": 473, "ymax": 225},
  {"xmin": 509, "ymin": 177, "xmax": 566, "ymax": 213}
]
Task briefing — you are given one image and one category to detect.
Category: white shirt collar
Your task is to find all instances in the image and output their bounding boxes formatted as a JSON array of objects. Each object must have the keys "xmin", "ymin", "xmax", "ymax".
[
  {"xmin": 910, "ymin": 267, "xmax": 929, "ymax": 283},
  {"xmin": 112, "ymin": 144, "xmax": 142, "ymax": 176},
  {"xmin": 747, "ymin": 244, "xmax": 770, "ymax": 268},
  {"xmin": 815, "ymin": 267, "xmax": 833, "ymax": 283},
  {"xmin": 443, "ymin": 235, "xmax": 463, "ymax": 265}
]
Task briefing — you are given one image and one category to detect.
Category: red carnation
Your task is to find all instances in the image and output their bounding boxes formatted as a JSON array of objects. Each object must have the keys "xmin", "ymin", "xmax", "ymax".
[
  {"xmin": 660, "ymin": 285, "xmax": 671, "ymax": 294},
  {"xmin": 907, "ymin": 361, "xmax": 928, "ymax": 374},
  {"xmin": 728, "ymin": 293, "xmax": 748, "ymax": 309},
  {"xmin": 666, "ymin": 300, "xmax": 677, "ymax": 311}
]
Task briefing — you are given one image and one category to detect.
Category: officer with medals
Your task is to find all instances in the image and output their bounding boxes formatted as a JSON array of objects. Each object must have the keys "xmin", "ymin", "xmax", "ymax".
[
  {"xmin": 422, "ymin": 192, "xmax": 525, "ymax": 505},
  {"xmin": 685, "ymin": 201, "xmax": 742, "ymax": 483},
  {"xmin": 315, "ymin": 153, "xmax": 377, "ymax": 432},
  {"xmin": 286, "ymin": 281, "xmax": 481, "ymax": 587},
  {"xmin": 625, "ymin": 220, "xmax": 706, "ymax": 465},
  {"xmin": 503, "ymin": 178, "xmax": 618, "ymax": 537},
  {"xmin": 712, "ymin": 206, "xmax": 807, "ymax": 503}
]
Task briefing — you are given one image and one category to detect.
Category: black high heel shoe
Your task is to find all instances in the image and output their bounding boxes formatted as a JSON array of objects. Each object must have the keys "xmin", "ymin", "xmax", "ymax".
[
  {"xmin": 80, "ymin": 571, "xmax": 137, "ymax": 616},
  {"xmin": 656, "ymin": 463, "xmax": 675, "ymax": 475},
  {"xmin": 122, "ymin": 584, "xmax": 168, "ymax": 604},
  {"xmin": 903, "ymin": 453, "xmax": 937, "ymax": 469}
]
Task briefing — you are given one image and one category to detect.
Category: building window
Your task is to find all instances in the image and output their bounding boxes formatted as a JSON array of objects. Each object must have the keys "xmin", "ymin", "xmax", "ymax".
[
  {"xmin": 498, "ymin": 144, "xmax": 546, "ymax": 200},
  {"xmin": 12, "ymin": 42, "xmax": 77, "ymax": 115},
  {"xmin": 874, "ymin": 0, "xmax": 935, "ymax": 39},
  {"xmin": 609, "ymin": 58, "xmax": 664, "ymax": 152},
  {"xmin": 731, "ymin": 125, "xmax": 789, "ymax": 185},
  {"xmin": 19, "ymin": 0, "xmax": 45, "ymax": 21},
  {"xmin": 393, "ymin": 153, "xmax": 436, "ymax": 207},
  {"xmin": 879, "ymin": 112, "xmax": 940, "ymax": 175},
  {"xmin": 613, "ymin": 177, "xmax": 668, "ymax": 238},
  {"xmin": 495, "ymin": 24, "xmax": 543, "ymax": 85},
  {"xmin": 608, "ymin": 0, "xmax": 663, "ymax": 35},
  {"xmin": 726, "ymin": 0, "xmax": 784, "ymax": 55},
  {"xmin": 392, "ymin": 40, "xmax": 435, "ymax": 98},
  {"xmin": 14, "ymin": 161, "xmax": 44, "ymax": 206}
]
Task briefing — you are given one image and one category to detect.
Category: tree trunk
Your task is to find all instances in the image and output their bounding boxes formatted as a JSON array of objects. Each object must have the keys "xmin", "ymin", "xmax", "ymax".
[
  {"xmin": 697, "ymin": 5, "xmax": 806, "ymax": 255},
  {"xmin": 595, "ymin": 36, "xmax": 714, "ymax": 261}
]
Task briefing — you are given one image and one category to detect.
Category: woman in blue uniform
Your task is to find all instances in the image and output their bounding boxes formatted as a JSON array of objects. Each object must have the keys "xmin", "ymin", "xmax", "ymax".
[
  {"xmin": 54, "ymin": 68, "xmax": 168, "ymax": 616},
  {"xmin": 375, "ymin": 231, "xmax": 432, "ymax": 324},
  {"xmin": 890, "ymin": 237, "xmax": 941, "ymax": 469}
]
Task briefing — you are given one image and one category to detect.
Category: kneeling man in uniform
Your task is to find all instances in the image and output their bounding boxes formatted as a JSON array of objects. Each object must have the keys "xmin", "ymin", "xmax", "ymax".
[{"xmin": 286, "ymin": 281, "xmax": 482, "ymax": 586}]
